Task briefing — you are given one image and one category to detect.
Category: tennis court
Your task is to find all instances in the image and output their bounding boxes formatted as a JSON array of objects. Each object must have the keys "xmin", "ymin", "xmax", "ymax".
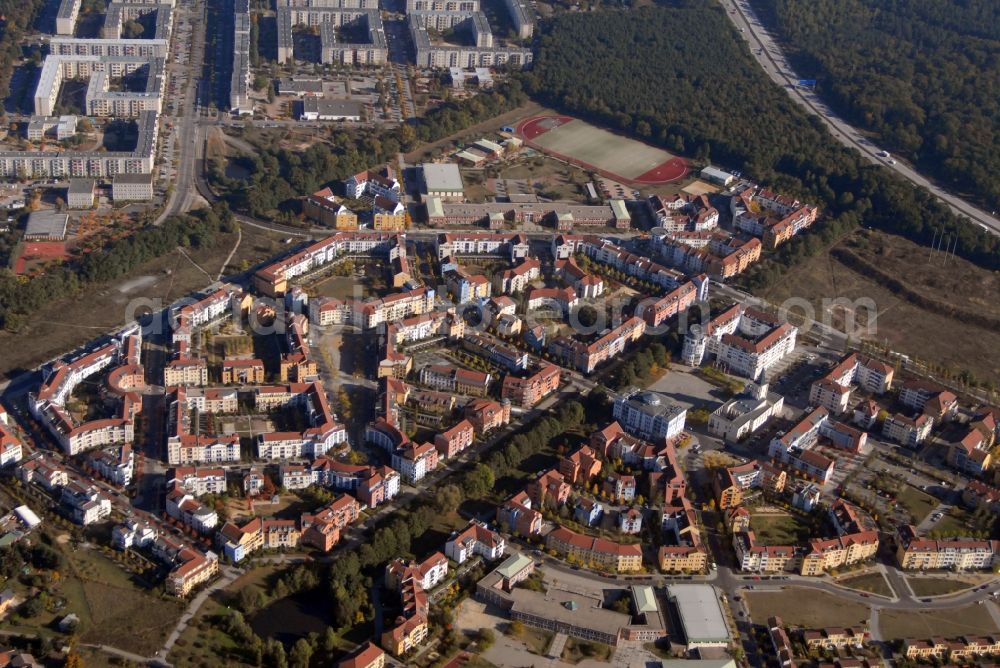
[{"xmin": 517, "ymin": 115, "xmax": 688, "ymax": 184}]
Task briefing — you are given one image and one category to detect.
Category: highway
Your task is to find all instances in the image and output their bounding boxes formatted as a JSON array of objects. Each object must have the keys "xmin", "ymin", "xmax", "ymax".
[{"xmin": 722, "ymin": 0, "xmax": 1000, "ymax": 237}]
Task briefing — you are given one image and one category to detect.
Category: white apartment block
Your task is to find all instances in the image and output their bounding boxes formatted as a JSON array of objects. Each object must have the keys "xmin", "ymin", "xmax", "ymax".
[
  {"xmin": 684, "ymin": 307, "xmax": 796, "ymax": 380},
  {"xmin": 168, "ymin": 467, "xmax": 227, "ymax": 496},
  {"xmin": 883, "ymin": 413, "xmax": 933, "ymax": 448},
  {"xmin": 0, "ymin": 110, "xmax": 158, "ymax": 178},
  {"xmin": 613, "ymin": 388, "xmax": 687, "ymax": 442},
  {"xmin": 709, "ymin": 383, "xmax": 785, "ymax": 443}
]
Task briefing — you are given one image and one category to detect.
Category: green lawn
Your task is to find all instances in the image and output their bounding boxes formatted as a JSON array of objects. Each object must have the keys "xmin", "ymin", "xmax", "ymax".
[
  {"xmin": 750, "ymin": 512, "xmax": 811, "ymax": 545},
  {"xmin": 838, "ymin": 572, "xmax": 894, "ymax": 597},
  {"xmin": 895, "ymin": 486, "xmax": 937, "ymax": 524},
  {"xmin": 933, "ymin": 512, "xmax": 972, "ymax": 536}
]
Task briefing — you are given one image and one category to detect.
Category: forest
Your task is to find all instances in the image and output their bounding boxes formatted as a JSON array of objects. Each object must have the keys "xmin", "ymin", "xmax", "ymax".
[
  {"xmin": 752, "ymin": 0, "xmax": 1000, "ymax": 214},
  {"xmin": 0, "ymin": 0, "xmax": 47, "ymax": 115},
  {"xmin": 209, "ymin": 80, "xmax": 529, "ymax": 219},
  {"xmin": 525, "ymin": 0, "xmax": 1000, "ymax": 285},
  {"xmin": 0, "ymin": 204, "xmax": 235, "ymax": 331}
]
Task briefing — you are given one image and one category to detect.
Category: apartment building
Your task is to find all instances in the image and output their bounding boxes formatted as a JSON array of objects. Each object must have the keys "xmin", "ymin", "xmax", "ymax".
[
  {"xmin": 882, "ymin": 412, "xmax": 933, "ymax": 448},
  {"xmin": 559, "ymin": 446, "xmax": 602, "ymax": 485},
  {"xmin": 526, "ymin": 287, "xmax": 578, "ymax": 317},
  {"xmin": 0, "ymin": 422, "xmax": 23, "ymax": 468},
  {"xmin": 181, "ymin": 388, "xmax": 238, "ymax": 414},
  {"xmin": 682, "ymin": 307, "xmax": 796, "ymax": 380},
  {"xmin": 658, "ymin": 499, "xmax": 709, "ymax": 573},
  {"xmin": 60, "ymin": 481, "xmax": 113, "ymax": 525},
  {"xmin": 546, "ymin": 526, "xmax": 643, "ymax": 572},
  {"xmin": 808, "ymin": 352, "xmax": 894, "ymax": 414},
  {"xmin": 435, "ymin": 232, "xmax": 530, "ymax": 262},
  {"xmin": 444, "ymin": 520, "xmax": 505, "ymax": 564},
  {"xmin": 899, "ymin": 379, "xmax": 958, "ymax": 420},
  {"xmin": 18, "ymin": 453, "xmax": 70, "ymax": 492},
  {"xmin": 163, "ymin": 358, "xmax": 208, "ymax": 386},
  {"xmin": 527, "ymin": 468, "xmax": 571, "ymax": 509},
  {"xmin": 895, "ymin": 524, "xmax": 999, "ymax": 571},
  {"xmin": 304, "ymin": 188, "xmax": 359, "ymax": 229},
  {"xmin": 650, "ymin": 193, "xmax": 719, "ymax": 232},
  {"xmin": 433, "ymin": 419, "xmax": 474, "ymax": 459},
  {"xmin": 497, "ymin": 490, "xmax": 542, "ymax": 536},
  {"xmin": 221, "ymin": 359, "xmax": 265, "ymax": 384},
  {"xmin": 501, "ymin": 364, "xmax": 561, "ymax": 408},
  {"xmin": 464, "ymin": 398, "xmax": 511, "ymax": 435},
  {"xmin": 219, "ymin": 517, "xmax": 266, "ymax": 563},
  {"xmin": 343, "ymin": 165, "xmax": 400, "ymax": 201},
  {"xmin": 254, "ymin": 232, "xmax": 405, "ymax": 296},
  {"xmin": 548, "ymin": 317, "xmax": 646, "ymax": 374},
  {"xmin": 802, "ymin": 627, "xmax": 867, "ymax": 651},
  {"xmin": 767, "ymin": 407, "xmax": 836, "ymax": 484},
  {"xmin": 496, "ymin": 258, "xmax": 541, "ymax": 294},
  {"xmin": 391, "ymin": 441, "xmax": 440, "ymax": 483},
  {"xmin": 463, "ymin": 334, "xmax": 528, "ymax": 372},
  {"xmin": 166, "ymin": 485, "xmax": 218, "ymax": 534},
  {"xmin": 767, "ymin": 617, "xmax": 795, "ymax": 668},
  {"xmin": 338, "ymin": 642, "xmax": 386, "ymax": 668},
  {"xmin": 730, "ymin": 185, "xmax": 818, "ymax": 250},
  {"xmin": 89, "ymin": 444, "xmax": 133, "ymax": 486},
  {"xmin": 713, "ymin": 460, "xmax": 786, "ymax": 510},
  {"xmin": 554, "ymin": 258, "xmax": 604, "ymax": 299},
  {"xmin": 732, "ymin": 531, "xmax": 801, "ymax": 574},
  {"xmin": 800, "ymin": 532, "xmax": 879, "ymax": 575},
  {"xmin": 153, "ymin": 535, "xmax": 220, "ymax": 597},
  {"xmin": 419, "ymin": 365, "xmax": 491, "ymax": 396},
  {"xmin": 167, "ymin": 467, "xmax": 227, "ymax": 496},
  {"xmin": 300, "ymin": 494, "xmax": 360, "ymax": 552}
]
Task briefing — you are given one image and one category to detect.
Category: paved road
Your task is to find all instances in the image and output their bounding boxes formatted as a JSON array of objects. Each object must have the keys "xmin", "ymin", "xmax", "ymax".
[
  {"xmin": 722, "ymin": 0, "xmax": 1000, "ymax": 237},
  {"xmin": 156, "ymin": 0, "xmax": 208, "ymax": 225}
]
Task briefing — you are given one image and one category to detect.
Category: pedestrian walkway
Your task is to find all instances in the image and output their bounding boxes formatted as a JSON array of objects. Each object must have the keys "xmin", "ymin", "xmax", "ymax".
[{"xmin": 546, "ymin": 632, "xmax": 568, "ymax": 659}]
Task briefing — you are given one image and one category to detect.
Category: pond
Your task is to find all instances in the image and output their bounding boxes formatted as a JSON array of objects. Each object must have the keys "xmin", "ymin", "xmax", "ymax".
[
  {"xmin": 225, "ymin": 160, "xmax": 252, "ymax": 180},
  {"xmin": 249, "ymin": 587, "xmax": 334, "ymax": 645}
]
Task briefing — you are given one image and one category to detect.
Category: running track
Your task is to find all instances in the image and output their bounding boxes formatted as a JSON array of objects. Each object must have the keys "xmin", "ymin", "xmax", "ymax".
[{"xmin": 515, "ymin": 115, "xmax": 689, "ymax": 185}]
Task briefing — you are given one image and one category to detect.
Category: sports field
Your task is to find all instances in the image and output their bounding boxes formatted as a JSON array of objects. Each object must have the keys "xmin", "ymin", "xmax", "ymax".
[{"xmin": 516, "ymin": 115, "xmax": 688, "ymax": 184}]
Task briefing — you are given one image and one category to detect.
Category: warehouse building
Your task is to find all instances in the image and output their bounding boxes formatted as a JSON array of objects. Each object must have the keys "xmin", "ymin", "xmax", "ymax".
[
  {"xmin": 25, "ymin": 211, "xmax": 69, "ymax": 241},
  {"xmin": 665, "ymin": 584, "xmax": 731, "ymax": 649}
]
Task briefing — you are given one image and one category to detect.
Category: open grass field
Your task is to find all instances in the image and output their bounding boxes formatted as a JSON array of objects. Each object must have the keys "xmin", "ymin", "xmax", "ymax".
[
  {"xmin": 750, "ymin": 512, "xmax": 811, "ymax": 545},
  {"xmin": 879, "ymin": 604, "xmax": 999, "ymax": 641},
  {"xmin": 0, "ymin": 222, "xmax": 289, "ymax": 380},
  {"xmin": 838, "ymin": 572, "xmax": 894, "ymax": 598},
  {"xmin": 516, "ymin": 115, "xmax": 688, "ymax": 184},
  {"xmin": 764, "ymin": 228, "xmax": 1000, "ymax": 385},
  {"xmin": 310, "ymin": 275, "xmax": 362, "ymax": 300},
  {"xmin": 745, "ymin": 589, "xmax": 870, "ymax": 628},
  {"xmin": 895, "ymin": 486, "xmax": 937, "ymax": 524},
  {"xmin": 4, "ymin": 532, "xmax": 185, "ymax": 657},
  {"xmin": 907, "ymin": 577, "xmax": 984, "ymax": 597}
]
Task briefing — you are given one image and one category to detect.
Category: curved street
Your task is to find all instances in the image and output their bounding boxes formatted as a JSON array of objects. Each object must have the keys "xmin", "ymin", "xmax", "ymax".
[{"xmin": 721, "ymin": 0, "xmax": 1000, "ymax": 237}]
